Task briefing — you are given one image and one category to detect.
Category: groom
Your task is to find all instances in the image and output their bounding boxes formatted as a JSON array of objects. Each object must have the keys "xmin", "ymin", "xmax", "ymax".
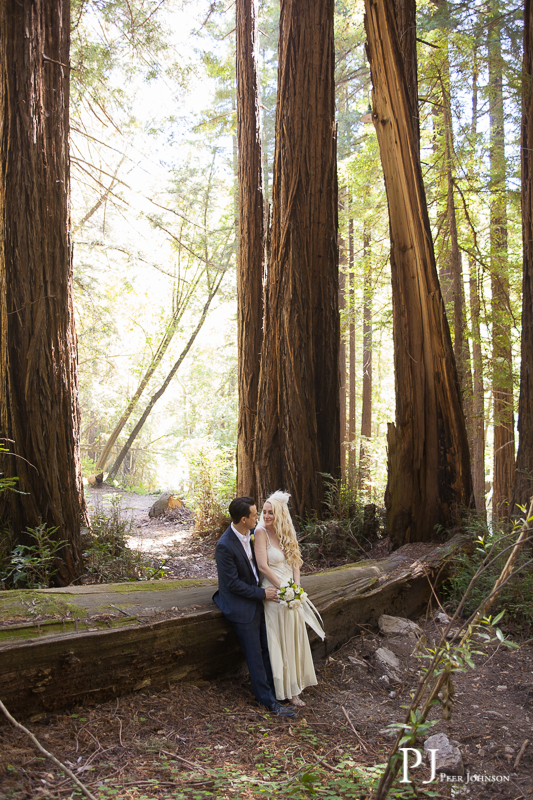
[{"xmin": 213, "ymin": 496, "xmax": 296, "ymax": 718}]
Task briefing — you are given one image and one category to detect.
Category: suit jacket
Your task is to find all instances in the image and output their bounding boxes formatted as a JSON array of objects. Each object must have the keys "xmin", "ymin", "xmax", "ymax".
[{"xmin": 213, "ymin": 525, "xmax": 265, "ymax": 623}]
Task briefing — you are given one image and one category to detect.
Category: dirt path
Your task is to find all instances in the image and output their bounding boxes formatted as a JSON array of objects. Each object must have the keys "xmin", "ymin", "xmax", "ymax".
[{"xmin": 85, "ymin": 485, "xmax": 218, "ymax": 580}]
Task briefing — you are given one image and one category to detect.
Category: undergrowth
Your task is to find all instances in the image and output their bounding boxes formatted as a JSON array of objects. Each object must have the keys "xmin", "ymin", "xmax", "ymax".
[
  {"xmin": 0, "ymin": 523, "xmax": 65, "ymax": 589},
  {"xmin": 298, "ymin": 475, "xmax": 387, "ymax": 568},
  {"xmin": 56, "ymin": 759, "xmax": 433, "ymax": 799},
  {"xmin": 83, "ymin": 496, "xmax": 167, "ymax": 583},
  {"xmin": 1, "ymin": 717, "xmax": 438, "ymax": 800},
  {"xmin": 184, "ymin": 438, "xmax": 235, "ymax": 537},
  {"xmin": 444, "ymin": 512, "xmax": 533, "ymax": 630}
]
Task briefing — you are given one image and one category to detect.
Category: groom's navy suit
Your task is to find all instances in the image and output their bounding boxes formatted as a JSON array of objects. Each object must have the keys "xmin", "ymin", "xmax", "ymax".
[{"xmin": 213, "ymin": 525, "xmax": 276, "ymax": 708}]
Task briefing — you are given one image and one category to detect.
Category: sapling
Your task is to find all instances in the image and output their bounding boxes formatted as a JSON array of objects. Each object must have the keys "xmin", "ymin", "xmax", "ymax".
[{"xmin": 373, "ymin": 498, "xmax": 533, "ymax": 800}]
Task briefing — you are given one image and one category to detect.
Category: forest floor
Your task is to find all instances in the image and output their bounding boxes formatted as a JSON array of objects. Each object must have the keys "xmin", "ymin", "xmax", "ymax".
[
  {"xmin": 84, "ymin": 485, "xmax": 217, "ymax": 581},
  {"xmin": 0, "ymin": 488, "xmax": 532, "ymax": 799}
]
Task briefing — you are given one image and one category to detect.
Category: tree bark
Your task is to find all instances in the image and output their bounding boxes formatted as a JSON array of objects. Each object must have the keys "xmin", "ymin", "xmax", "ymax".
[
  {"xmin": 365, "ymin": 0, "xmax": 473, "ymax": 546},
  {"xmin": 236, "ymin": 0, "xmax": 265, "ymax": 498},
  {"xmin": 253, "ymin": 0, "xmax": 339, "ymax": 518},
  {"xmin": 393, "ymin": 0, "xmax": 419, "ymax": 145},
  {"xmin": 511, "ymin": 0, "xmax": 533, "ymax": 514},
  {"xmin": 0, "ymin": 0, "xmax": 86, "ymax": 583},
  {"xmin": 488, "ymin": 4, "xmax": 515, "ymax": 521}
]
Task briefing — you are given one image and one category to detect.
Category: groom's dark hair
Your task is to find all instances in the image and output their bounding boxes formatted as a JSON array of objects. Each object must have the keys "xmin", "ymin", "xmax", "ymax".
[{"xmin": 229, "ymin": 496, "xmax": 255, "ymax": 523}]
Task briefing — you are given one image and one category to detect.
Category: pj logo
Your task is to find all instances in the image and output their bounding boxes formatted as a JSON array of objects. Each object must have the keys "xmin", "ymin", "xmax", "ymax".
[{"xmin": 399, "ymin": 747, "xmax": 438, "ymax": 783}]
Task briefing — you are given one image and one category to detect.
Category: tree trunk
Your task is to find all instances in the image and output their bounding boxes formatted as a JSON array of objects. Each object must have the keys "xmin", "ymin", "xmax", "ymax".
[
  {"xmin": 0, "ymin": 533, "xmax": 467, "ymax": 718},
  {"xmin": 357, "ymin": 231, "xmax": 372, "ymax": 498},
  {"xmin": 511, "ymin": 0, "xmax": 533, "ymax": 515},
  {"xmin": 488, "ymin": 4, "xmax": 515, "ymax": 521},
  {"xmin": 253, "ymin": 0, "xmax": 339, "ymax": 518},
  {"xmin": 0, "ymin": 0, "xmax": 86, "ymax": 583},
  {"xmin": 393, "ymin": 0, "xmax": 419, "ymax": 145},
  {"xmin": 236, "ymin": 0, "xmax": 265, "ymax": 498},
  {"xmin": 365, "ymin": 0, "xmax": 473, "ymax": 546}
]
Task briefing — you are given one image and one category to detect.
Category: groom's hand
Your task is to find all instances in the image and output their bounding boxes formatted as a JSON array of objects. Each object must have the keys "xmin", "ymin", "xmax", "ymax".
[{"xmin": 264, "ymin": 587, "xmax": 279, "ymax": 602}]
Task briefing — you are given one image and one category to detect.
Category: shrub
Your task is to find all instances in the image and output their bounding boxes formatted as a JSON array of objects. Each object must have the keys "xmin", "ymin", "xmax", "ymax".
[
  {"xmin": 83, "ymin": 496, "xmax": 166, "ymax": 582},
  {"xmin": 298, "ymin": 475, "xmax": 387, "ymax": 569},
  {"xmin": 80, "ymin": 455, "xmax": 98, "ymax": 478},
  {"xmin": 444, "ymin": 513, "xmax": 533, "ymax": 630},
  {"xmin": 0, "ymin": 523, "xmax": 65, "ymax": 589},
  {"xmin": 183, "ymin": 438, "xmax": 235, "ymax": 536}
]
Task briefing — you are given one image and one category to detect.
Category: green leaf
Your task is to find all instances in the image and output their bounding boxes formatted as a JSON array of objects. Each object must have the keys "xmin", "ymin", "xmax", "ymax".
[{"xmin": 398, "ymin": 735, "xmax": 415, "ymax": 747}]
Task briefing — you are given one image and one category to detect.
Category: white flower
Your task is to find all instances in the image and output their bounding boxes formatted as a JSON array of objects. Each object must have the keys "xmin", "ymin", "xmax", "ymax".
[
  {"xmin": 284, "ymin": 588, "xmax": 295, "ymax": 601},
  {"xmin": 280, "ymin": 580, "xmax": 290, "ymax": 589},
  {"xmin": 300, "ymin": 591, "xmax": 308, "ymax": 602},
  {"xmin": 290, "ymin": 599, "xmax": 302, "ymax": 610}
]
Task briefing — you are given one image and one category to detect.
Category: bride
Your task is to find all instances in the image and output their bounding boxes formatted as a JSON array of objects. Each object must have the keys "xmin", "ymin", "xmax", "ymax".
[{"xmin": 254, "ymin": 491, "xmax": 325, "ymax": 707}]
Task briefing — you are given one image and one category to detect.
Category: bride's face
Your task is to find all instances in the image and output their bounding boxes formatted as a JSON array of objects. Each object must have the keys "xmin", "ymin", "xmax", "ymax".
[{"xmin": 263, "ymin": 502, "xmax": 275, "ymax": 529}]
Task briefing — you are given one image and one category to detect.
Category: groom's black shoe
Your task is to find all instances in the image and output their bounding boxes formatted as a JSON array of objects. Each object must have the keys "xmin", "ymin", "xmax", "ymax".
[{"xmin": 268, "ymin": 700, "xmax": 297, "ymax": 718}]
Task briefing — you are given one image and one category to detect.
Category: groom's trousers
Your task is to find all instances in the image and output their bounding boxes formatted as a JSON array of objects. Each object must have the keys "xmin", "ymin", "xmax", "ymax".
[{"xmin": 230, "ymin": 604, "xmax": 275, "ymax": 707}]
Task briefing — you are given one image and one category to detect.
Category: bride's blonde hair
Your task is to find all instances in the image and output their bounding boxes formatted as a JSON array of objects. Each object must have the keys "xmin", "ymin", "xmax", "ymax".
[{"xmin": 258, "ymin": 491, "xmax": 303, "ymax": 568}]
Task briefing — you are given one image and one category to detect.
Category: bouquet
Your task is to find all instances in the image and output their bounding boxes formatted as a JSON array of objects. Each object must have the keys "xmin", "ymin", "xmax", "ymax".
[{"xmin": 277, "ymin": 580, "xmax": 308, "ymax": 610}]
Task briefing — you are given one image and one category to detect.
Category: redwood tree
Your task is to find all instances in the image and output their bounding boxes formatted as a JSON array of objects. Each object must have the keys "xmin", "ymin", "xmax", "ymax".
[
  {"xmin": 253, "ymin": 0, "xmax": 339, "ymax": 518},
  {"xmin": 365, "ymin": 0, "xmax": 473, "ymax": 546},
  {"xmin": 0, "ymin": 0, "xmax": 85, "ymax": 582},
  {"xmin": 236, "ymin": 0, "xmax": 265, "ymax": 497},
  {"xmin": 512, "ymin": 0, "xmax": 533, "ymax": 515}
]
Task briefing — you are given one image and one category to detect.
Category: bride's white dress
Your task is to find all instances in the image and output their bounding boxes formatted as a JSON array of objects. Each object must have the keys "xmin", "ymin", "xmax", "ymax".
[{"xmin": 260, "ymin": 531, "xmax": 325, "ymax": 701}]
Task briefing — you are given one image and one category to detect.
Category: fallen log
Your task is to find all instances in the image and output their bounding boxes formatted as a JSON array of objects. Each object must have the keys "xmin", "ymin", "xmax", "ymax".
[{"xmin": 0, "ymin": 534, "xmax": 466, "ymax": 718}]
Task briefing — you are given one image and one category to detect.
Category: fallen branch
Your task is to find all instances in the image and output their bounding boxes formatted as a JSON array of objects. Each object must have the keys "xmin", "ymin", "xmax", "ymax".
[
  {"xmin": 341, "ymin": 705, "xmax": 368, "ymax": 753},
  {"xmin": 313, "ymin": 748, "xmax": 346, "ymax": 774},
  {"xmin": 514, "ymin": 739, "xmax": 529, "ymax": 769},
  {"xmin": 0, "ymin": 697, "xmax": 98, "ymax": 800},
  {"xmin": 160, "ymin": 748, "xmax": 212, "ymax": 774}
]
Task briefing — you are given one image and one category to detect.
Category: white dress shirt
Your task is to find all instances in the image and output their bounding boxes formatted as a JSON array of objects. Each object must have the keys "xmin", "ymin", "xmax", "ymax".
[{"xmin": 231, "ymin": 523, "xmax": 259, "ymax": 583}]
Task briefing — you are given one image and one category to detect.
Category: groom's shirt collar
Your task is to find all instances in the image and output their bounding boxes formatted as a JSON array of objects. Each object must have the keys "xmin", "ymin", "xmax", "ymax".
[{"xmin": 231, "ymin": 523, "xmax": 259, "ymax": 583}]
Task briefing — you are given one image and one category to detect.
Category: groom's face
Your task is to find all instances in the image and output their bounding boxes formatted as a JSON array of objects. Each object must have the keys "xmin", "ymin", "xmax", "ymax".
[{"xmin": 241, "ymin": 505, "xmax": 258, "ymax": 531}]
